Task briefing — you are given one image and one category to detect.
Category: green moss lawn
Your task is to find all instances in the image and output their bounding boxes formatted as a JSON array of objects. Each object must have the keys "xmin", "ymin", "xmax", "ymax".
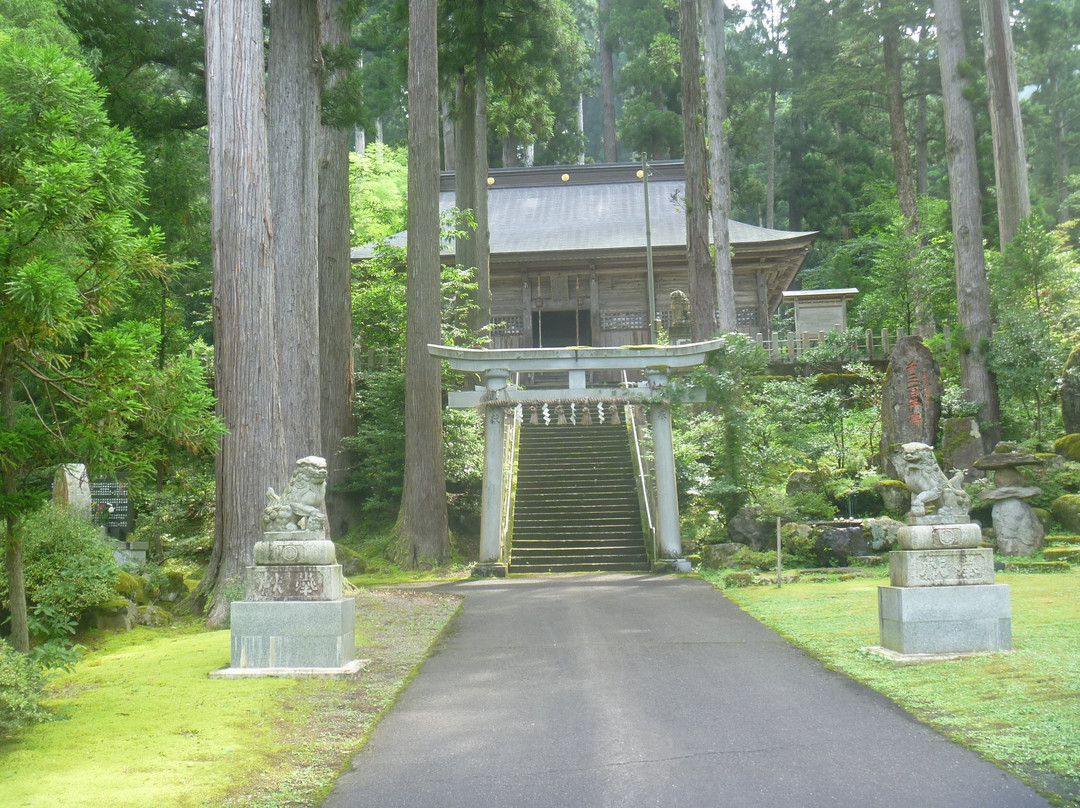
[
  {"xmin": 0, "ymin": 590, "xmax": 460, "ymax": 808},
  {"xmin": 715, "ymin": 568, "xmax": 1080, "ymax": 807}
]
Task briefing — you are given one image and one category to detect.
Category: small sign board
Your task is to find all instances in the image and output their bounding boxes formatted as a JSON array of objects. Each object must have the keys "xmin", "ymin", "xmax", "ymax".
[{"xmin": 90, "ymin": 478, "xmax": 132, "ymax": 533}]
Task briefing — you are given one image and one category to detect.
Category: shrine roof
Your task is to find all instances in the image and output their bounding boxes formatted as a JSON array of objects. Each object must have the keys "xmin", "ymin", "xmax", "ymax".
[{"xmin": 352, "ymin": 161, "xmax": 816, "ymax": 261}]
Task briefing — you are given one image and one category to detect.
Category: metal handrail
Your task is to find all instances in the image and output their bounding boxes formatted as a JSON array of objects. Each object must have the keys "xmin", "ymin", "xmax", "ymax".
[{"xmin": 623, "ymin": 371, "xmax": 657, "ymax": 561}]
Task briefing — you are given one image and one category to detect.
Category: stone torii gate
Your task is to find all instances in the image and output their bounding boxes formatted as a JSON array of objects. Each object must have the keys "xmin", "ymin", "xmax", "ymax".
[{"xmin": 429, "ymin": 340, "xmax": 725, "ymax": 575}]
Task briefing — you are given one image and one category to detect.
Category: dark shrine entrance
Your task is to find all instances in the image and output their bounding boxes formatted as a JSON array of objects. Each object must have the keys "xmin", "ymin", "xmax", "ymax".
[{"xmin": 532, "ymin": 309, "xmax": 592, "ymax": 347}]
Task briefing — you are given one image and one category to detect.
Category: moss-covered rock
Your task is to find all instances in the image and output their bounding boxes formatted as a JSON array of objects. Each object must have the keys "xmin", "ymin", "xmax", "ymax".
[
  {"xmin": 1032, "ymin": 507, "xmax": 1052, "ymax": 532},
  {"xmin": 875, "ymin": 479, "xmax": 910, "ymax": 516},
  {"xmin": 1003, "ymin": 560, "xmax": 1072, "ymax": 573},
  {"xmin": 334, "ymin": 543, "xmax": 367, "ymax": 577},
  {"xmin": 88, "ymin": 599, "xmax": 137, "ymax": 631},
  {"xmin": 1042, "ymin": 546, "xmax": 1080, "ymax": 563},
  {"xmin": 1053, "ymin": 433, "xmax": 1080, "ymax": 462},
  {"xmin": 1050, "ymin": 495, "xmax": 1080, "ymax": 533},
  {"xmin": 722, "ymin": 571, "xmax": 754, "ymax": 588},
  {"xmin": 115, "ymin": 571, "xmax": 148, "ymax": 605}
]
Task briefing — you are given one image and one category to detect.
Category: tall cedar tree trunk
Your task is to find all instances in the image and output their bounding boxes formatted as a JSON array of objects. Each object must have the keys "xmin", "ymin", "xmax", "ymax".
[
  {"xmin": 455, "ymin": 58, "xmax": 491, "ymax": 332},
  {"xmin": 680, "ymin": 0, "xmax": 716, "ymax": 341},
  {"xmin": 700, "ymin": 0, "xmax": 737, "ymax": 333},
  {"xmin": 318, "ymin": 0, "xmax": 357, "ymax": 538},
  {"xmin": 883, "ymin": 23, "xmax": 935, "ymax": 337},
  {"xmin": 1, "ymin": 355, "xmax": 28, "ymax": 652},
  {"xmin": 395, "ymin": 0, "xmax": 450, "ymax": 566},
  {"xmin": 935, "ymin": 0, "xmax": 1002, "ymax": 447},
  {"xmin": 442, "ymin": 96, "xmax": 456, "ymax": 172},
  {"xmin": 199, "ymin": 0, "xmax": 286, "ymax": 627},
  {"xmin": 599, "ymin": 0, "xmax": 618, "ymax": 162},
  {"xmin": 979, "ymin": 0, "xmax": 1031, "ymax": 246},
  {"xmin": 270, "ymin": 0, "xmax": 323, "ymax": 466},
  {"xmin": 455, "ymin": 72, "xmax": 477, "ymax": 281}
]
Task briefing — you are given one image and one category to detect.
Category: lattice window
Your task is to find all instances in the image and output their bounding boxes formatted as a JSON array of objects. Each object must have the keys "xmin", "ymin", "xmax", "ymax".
[
  {"xmin": 600, "ymin": 311, "xmax": 649, "ymax": 330},
  {"xmin": 736, "ymin": 307, "xmax": 758, "ymax": 327},
  {"xmin": 492, "ymin": 315, "xmax": 524, "ymax": 335}
]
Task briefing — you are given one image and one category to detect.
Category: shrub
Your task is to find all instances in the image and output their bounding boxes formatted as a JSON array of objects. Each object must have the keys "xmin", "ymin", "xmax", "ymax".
[
  {"xmin": 0, "ymin": 638, "xmax": 46, "ymax": 734},
  {"xmin": 1, "ymin": 505, "xmax": 120, "ymax": 649}
]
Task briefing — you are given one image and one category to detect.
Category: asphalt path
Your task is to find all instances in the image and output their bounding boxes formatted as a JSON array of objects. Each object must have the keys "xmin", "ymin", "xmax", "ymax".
[{"xmin": 323, "ymin": 574, "xmax": 1052, "ymax": 808}]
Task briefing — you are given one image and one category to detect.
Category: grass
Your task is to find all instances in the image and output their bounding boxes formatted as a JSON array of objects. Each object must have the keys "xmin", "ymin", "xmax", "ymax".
[
  {"xmin": 0, "ymin": 589, "xmax": 461, "ymax": 808},
  {"xmin": 706, "ymin": 566, "xmax": 1080, "ymax": 807}
]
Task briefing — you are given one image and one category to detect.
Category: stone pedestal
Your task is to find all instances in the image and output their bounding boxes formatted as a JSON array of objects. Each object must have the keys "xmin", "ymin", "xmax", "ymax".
[
  {"xmin": 878, "ymin": 584, "xmax": 1012, "ymax": 654},
  {"xmin": 878, "ymin": 523, "xmax": 1011, "ymax": 658},
  {"xmin": 228, "ymin": 599, "xmax": 355, "ymax": 670}
]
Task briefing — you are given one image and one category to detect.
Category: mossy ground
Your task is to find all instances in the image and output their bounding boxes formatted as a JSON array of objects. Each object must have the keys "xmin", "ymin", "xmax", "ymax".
[
  {"xmin": 0, "ymin": 590, "xmax": 460, "ymax": 808},
  {"xmin": 709, "ymin": 568, "xmax": 1080, "ymax": 807}
]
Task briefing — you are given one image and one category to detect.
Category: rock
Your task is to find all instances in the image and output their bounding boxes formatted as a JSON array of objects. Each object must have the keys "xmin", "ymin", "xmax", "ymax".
[
  {"xmin": 1053, "ymin": 434, "xmax": 1080, "ymax": 462},
  {"xmin": 334, "ymin": 543, "xmax": 367, "ymax": 577},
  {"xmin": 1032, "ymin": 507, "xmax": 1051, "ymax": 532},
  {"xmin": 880, "ymin": 337, "xmax": 942, "ymax": 476},
  {"xmin": 785, "ymin": 469, "xmax": 822, "ymax": 497},
  {"xmin": 727, "ymin": 507, "xmax": 772, "ymax": 550},
  {"xmin": 812, "ymin": 523, "xmax": 868, "ymax": 565},
  {"xmin": 136, "ymin": 605, "xmax": 173, "ymax": 628},
  {"xmin": 699, "ymin": 542, "xmax": 744, "ymax": 569},
  {"xmin": 875, "ymin": 480, "xmax": 910, "ymax": 516},
  {"xmin": 992, "ymin": 498, "xmax": 1044, "ymax": 556},
  {"xmin": 89, "ymin": 599, "xmax": 137, "ymax": 631},
  {"xmin": 863, "ymin": 517, "xmax": 905, "ymax": 551},
  {"xmin": 978, "ymin": 486, "xmax": 1042, "ymax": 501},
  {"xmin": 158, "ymin": 571, "xmax": 189, "ymax": 602},
  {"xmin": 1035, "ymin": 453, "xmax": 1064, "ymax": 471},
  {"xmin": 1050, "ymin": 494, "xmax": 1080, "ymax": 533},
  {"xmin": 115, "ymin": 571, "xmax": 149, "ymax": 604},
  {"xmin": 942, "ymin": 417, "xmax": 985, "ymax": 481},
  {"xmin": 973, "ymin": 449, "xmax": 1043, "ymax": 472},
  {"xmin": 52, "ymin": 463, "xmax": 92, "ymax": 522}
]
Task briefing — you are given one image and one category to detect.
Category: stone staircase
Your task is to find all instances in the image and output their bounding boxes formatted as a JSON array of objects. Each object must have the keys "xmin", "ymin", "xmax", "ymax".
[{"xmin": 509, "ymin": 416, "xmax": 650, "ymax": 573}]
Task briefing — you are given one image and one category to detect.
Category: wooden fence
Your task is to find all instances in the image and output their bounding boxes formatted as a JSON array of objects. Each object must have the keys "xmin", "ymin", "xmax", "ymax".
[{"xmin": 751, "ymin": 324, "xmax": 952, "ymax": 364}]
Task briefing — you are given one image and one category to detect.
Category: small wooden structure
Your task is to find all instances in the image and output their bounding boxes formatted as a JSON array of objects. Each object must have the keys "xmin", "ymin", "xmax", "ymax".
[{"xmin": 782, "ymin": 287, "xmax": 859, "ymax": 337}]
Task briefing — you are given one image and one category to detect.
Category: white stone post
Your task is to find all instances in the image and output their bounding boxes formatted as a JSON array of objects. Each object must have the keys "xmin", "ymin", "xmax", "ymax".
[
  {"xmin": 480, "ymin": 369, "xmax": 511, "ymax": 566},
  {"xmin": 648, "ymin": 370, "xmax": 682, "ymax": 559}
]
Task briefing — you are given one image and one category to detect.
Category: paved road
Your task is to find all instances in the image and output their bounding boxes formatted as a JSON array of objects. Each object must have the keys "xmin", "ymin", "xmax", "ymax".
[{"xmin": 323, "ymin": 574, "xmax": 1052, "ymax": 808}]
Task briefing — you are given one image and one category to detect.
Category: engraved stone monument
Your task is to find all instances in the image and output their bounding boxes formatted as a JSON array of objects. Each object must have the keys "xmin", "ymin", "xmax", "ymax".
[
  {"xmin": 876, "ymin": 442, "xmax": 1011, "ymax": 658},
  {"xmin": 880, "ymin": 338, "xmax": 942, "ymax": 478},
  {"xmin": 218, "ymin": 456, "xmax": 358, "ymax": 677}
]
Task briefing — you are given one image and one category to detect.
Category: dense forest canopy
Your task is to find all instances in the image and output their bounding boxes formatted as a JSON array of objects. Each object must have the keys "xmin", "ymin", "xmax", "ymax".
[{"xmin": 0, "ymin": 0, "xmax": 1078, "ymax": 598}]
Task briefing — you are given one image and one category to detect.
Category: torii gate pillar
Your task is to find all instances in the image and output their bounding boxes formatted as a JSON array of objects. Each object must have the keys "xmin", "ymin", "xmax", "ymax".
[
  {"xmin": 479, "ymin": 368, "xmax": 511, "ymax": 569},
  {"xmin": 647, "ymin": 368, "xmax": 681, "ymax": 560}
]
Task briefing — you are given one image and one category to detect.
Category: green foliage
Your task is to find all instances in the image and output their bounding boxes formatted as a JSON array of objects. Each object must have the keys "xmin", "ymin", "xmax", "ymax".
[
  {"xmin": 987, "ymin": 217, "xmax": 1078, "ymax": 445},
  {"xmin": 130, "ymin": 461, "xmax": 216, "ymax": 563},
  {"xmin": 1, "ymin": 506, "xmax": 119, "ymax": 622},
  {"xmin": 350, "ymin": 144, "xmax": 409, "ymax": 245},
  {"xmin": 0, "ymin": 637, "xmax": 46, "ymax": 734},
  {"xmin": 675, "ymin": 335, "xmax": 768, "ymax": 522}
]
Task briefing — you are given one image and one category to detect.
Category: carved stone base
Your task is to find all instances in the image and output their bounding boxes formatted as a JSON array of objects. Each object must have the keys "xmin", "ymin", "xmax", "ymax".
[
  {"xmin": 254, "ymin": 534, "xmax": 337, "ymax": 565},
  {"xmin": 897, "ymin": 522, "xmax": 981, "ymax": 550},
  {"xmin": 229, "ymin": 599, "xmax": 355, "ymax": 670},
  {"xmin": 244, "ymin": 564, "xmax": 343, "ymax": 601},
  {"xmin": 878, "ymin": 584, "xmax": 1012, "ymax": 655},
  {"xmin": 889, "ymin": 548, "xmax": 995, "ymax": 587}
]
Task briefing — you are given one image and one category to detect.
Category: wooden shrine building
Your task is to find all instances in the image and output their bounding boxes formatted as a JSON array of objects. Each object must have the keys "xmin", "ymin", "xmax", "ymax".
[{"xmin": 353, "ymin": 160, "xmax": 817, "ymax": 347}]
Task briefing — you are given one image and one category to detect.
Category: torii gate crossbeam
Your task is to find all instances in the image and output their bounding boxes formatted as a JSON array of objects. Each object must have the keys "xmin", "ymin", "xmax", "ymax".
[{"xmin": 429, "ymin": 341, "xmax": 726, "ymax": 575}]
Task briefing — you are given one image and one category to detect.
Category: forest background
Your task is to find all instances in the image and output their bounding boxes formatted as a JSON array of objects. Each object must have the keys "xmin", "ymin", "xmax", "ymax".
[{"xmin": 1, "ymin": 0, "xmax": 1079, "ymax": 664}]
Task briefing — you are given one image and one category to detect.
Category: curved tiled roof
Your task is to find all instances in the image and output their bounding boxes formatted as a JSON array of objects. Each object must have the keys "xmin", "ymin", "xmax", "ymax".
[{"xmin": 352, "ymin": 162, "xmax": 816, "ymax": 261}]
